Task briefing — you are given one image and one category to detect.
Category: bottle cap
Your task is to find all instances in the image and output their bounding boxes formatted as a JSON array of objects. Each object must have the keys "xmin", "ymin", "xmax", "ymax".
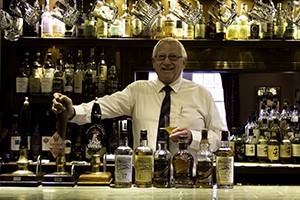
[{"xmin": 140, "ymin": 129, "xmax": 147, "ymax": 138}]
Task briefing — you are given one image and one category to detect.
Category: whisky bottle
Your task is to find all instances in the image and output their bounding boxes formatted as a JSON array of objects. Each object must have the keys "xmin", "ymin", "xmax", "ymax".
[
  {"xmin": 120, "ymin": 1, "xmax": 132, "ymax": 38},
  {"xmin": 41, "ymin": 51, "xmax": 54, "ymax": 94},
  {"xmin": 280, "ymin": 133, "xmax": 292, "ymax": 164},
  {"xmin": 134, "ymin": 129, "xmax": 153, "ymax": 188},
  {"xmin": 292, "ymin": 132, "xmax": 300, "ymax": 164},
  {"xmin": 164, "ymin": 0, "xmax": 175, "ymax": 38},
  {"xmin": 173, "ymin": 135, "xmax": 194, "ymax": 188},
  {"xmin": 234, "ymin": 128, "xmax": 245, "ymax": 162},
  {"xmin": 41, "ymin": 111, "xmax": 54, "ymax": 161},
  {"xmin": 195, "ymin": 16, "xmax": 205, "ymax": 39},
  {"xmin": 9, "ymin": 114, "xmax": 20, "ymax": 162},
  {"xmin": 249, "ymin": 18, "xmax": 260, "ymax": 39},
  {"xmin": 29, "ymin": 52, "xmax": 41, "ymax": 94},
  {"xmin": 256, "ymin": 130, "xmax": 268, "ymax": 163},
  {"xmin": 96, "ymin": 17, "xmax": 108, "ymax": 38},
  {"xmin": 41, "ymin": 0, "xmax": 53, "ymax": 38},
  {"xmin": 16, "ymin": 53, "xmax": 29, "ymax": 94},
  {"xmin": 275, "ymin": 3, "xmax": 285, "ymax": 39},
  {"xmin": 195, "ymin": 129, "xmax": 213, "ymax": 188},
  {"xmin": 107, "ymin": 60, "xmax": 119, "ymax": 95},
  {"xmin": 97, "ymin": 50, "xmax": 107, "ymax": 96},
  {"xmin": 153, "ymin": 128, "xmax": 171, "ymax": 188},
  {"xmin": 152, "ymin": 2, "xmax": 166, "ymax": 39},
  {"xmin": 52, "ymin": 49, "xmax": 65, "ymax": 93},
  {"xmin": 205, "ymin": 15, "xmax": 216, "ymax": 39},
  {"xmin": 64, "ymin": 52, "xmax": 75, "ymax": 95},
  {"xmin": 75, "ymin": 0, "xmax": 85, "ymax": 38},
  {"xmin": 84, "ymin": 48, "xmax": 95, "ymax": 96},
  {"xmin": 109, "ymin": 120, "xmax": 119, "ymax": 154},
  {"xmin": 245, "ymin": 128, "xmax": 256, "ymax": 162},
  {"xmin": 115, "ymin": 129, "xmax": 133, "ymax": 188},
  {"xmin": 74, "ymin": 49, "xmax": 85, "ymax": 94},
  {"xmin": 131, "ymin": 4, "xmax": 143, "ymax": 38},
  {"xmin": 238, "ymin": 3, "xmax": 250, "ymax": 40},
  {"xmin": 174, "ymin": 20, "xmax": 183, "ymax": 39},
  {"xmin": 184, "ymin": 23, "xmax": 194, "ymax": 39},
  {"xmin": 216, "ymin": 131, "xmax": 234, "ymax": 189},
  {"xmin": 226, "ymin": 3, "xmax": 238, "ymax": 40},
  {"xmin": 268, "ymin": 131, "xmax": 279, "ymax": 163},
  {"xmin": 30, "ymin": 114, "xmax": 41, "ymax": 161}
]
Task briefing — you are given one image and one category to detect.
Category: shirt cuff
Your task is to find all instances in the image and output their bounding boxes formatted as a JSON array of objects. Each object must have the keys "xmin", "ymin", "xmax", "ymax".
[
  {"xmin": 69, "ymin": 105, "xmax": 91, "ymax": 125},
  {"xmin": 189, "ymin": 130, "xmax": 201, "ymax": 150}
]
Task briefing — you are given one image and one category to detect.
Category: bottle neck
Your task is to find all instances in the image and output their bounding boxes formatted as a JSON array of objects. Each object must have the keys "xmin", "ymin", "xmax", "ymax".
[
  {"xmin": 140, "ymin": 138, "xmax": 148, "ymax": 146},
  {"xmin": 158, "ymin": 142, "xmax": 168, "ymax": 150},
  {"xmin": 220, "ymin": 140, "xmax": 229, "ymax": 148}
]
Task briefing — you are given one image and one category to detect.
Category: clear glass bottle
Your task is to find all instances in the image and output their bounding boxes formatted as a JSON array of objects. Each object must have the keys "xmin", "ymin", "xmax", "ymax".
[
  {"xmin": 29, "ymin": 52, "xmax": 41, "ymax": 95},
  {"xmin": 153, "ymin": 128, "xmax": 171, "ymax": 188},
  {"xmin": 75, "ymin": 0, "xmax": 85, "ymax": 38},
  {"xmin": 275, "ymin": 3, "xmax": 285, "ymax": 39},
  {"xmin": 96, "ymin": 17, "xmax": 108, "ymax": 38},
  {"xmin": 107, "ymin": 60, "xmax": 119, "ymax": 95},
  {"xmin": 134, "ymin": 129, "xmax": 153, "ymax": 188},
  {"xmin": 74, "ymin": 49, "xmax": 85, "ymax": 94},
  {"xmin": 120, "ymin": 0, "xmax": 132, "ymax": 38},
  {"xmin": 114, "ymin": 128, "xmax": 133, "ymax": 188},
  {"xmin": 226, "ymin": 4, "xmax": 239, "ymax": 40},
  {"xmin": 195, "ymin": 129, "xmax": 213, "ymax": 188},
  {"xmin": 164, "ymin": 0, "xmax": 175, "ymax": 38},
  {"xmin": 173, "ymin": 135, "xmax": 194, "ymax": 188},
  {"xmin": 97, "ymin": 50, "xmax": 107, "ymax": 96},
  {"xmin": 131, "ymin": 3, "xmax": 143, "ymax": 38},
  {"xmin": 64, "ymin": 51, "xmax": 75, "ymax": 95},
  {"xmin": 216, "ymin": 130, "xmax": 234, "ymax": 189},
  {"xmin": 41, "ymin": 51, "xmax": 54, "ymax": 94},
  {"xmin": 41, "ymin": 0, "xmax": 53, "ymax": 38},
  {"xmin": 152, "ymin": 1, "xmax": 165, "ymax": 39},
  {"xmin": 245, "ymin": 128, "xmax": 256, "ymax": 162},
  {"xmin": 238, "ymin": 3, "xmax": 250, "ymax": 40}
]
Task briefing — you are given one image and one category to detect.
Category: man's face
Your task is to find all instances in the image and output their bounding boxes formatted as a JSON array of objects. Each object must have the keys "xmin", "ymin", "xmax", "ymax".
[{"xmin": 152, "ymin": 42, "xmax": 187, "ymax": 84}]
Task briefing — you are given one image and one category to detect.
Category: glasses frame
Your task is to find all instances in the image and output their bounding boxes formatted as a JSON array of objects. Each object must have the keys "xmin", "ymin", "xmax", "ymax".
[{"xmin": 154, "ymin": 54, "xmax": 183, "ymax": 61}]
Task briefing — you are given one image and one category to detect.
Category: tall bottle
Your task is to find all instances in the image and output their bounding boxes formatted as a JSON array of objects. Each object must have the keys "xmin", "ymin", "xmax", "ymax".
[
  {"xmin": 134, "ymin": 129, "xmax": 153, "ymax": 188},
  {"xmin": 16, "ymin": 53, "xmax": 29, "ymax": 94},
  {"xmin": 109, "ymin": 120, "xmax": 119, "ymax": 154},
  {"xmin": 256, "ymin": 128, "xmax": 268, "ymax": 163},
  {"xmin": 41, "ymin": 51, "xmax": 54, "ymax": 94},
  {"xmin": 30, "ymin": 114, "xmax": 41, "ymax": 161},
  {"xmin": 114, "ymin": 128, "xmax": 133, "ymax": 188},
  {"xmin": 195, "ymin": 16, "xmax": 205, "ymax": 39},
  {"xmin": 52, "ymin": 49, "xmax": 65, "ymax": 93},
  {"xmin": 173, "ymin": 135, "xmax": 194, "ymax": 188},
  {"xmin": 216, "ymin": 131, "xmax": 234, "ymax": 189},
  {"xmin": 97, "ymin": 50, "xmax": 107, "ymax": 96},
  {"xmin": 164, "ymin": 0, "xmax": 175, "ymax": 38},
  {"xmin": 64, "ymin": 51, "xmax": 75, "ymax": 95},
  {"xmin": 245, "ymin": 128, "xmax": 256, "ymax": 162},
  {"xmin": 84, "ymin": 48, "xmax": 96, "ymax": 96},
  {"xmin": 238, "ymin": 3, "xmax": 250, "ymax": 40},
  {"xmin": 153, "ymin": 128, "xmax": 171, "ymax": 188},
  {"xmin": 10, "ymin": 114, "xmax": 20, "ymax": 162},
  {"xmin": 268, "ymin": 130, "xmax": 280, "ymax": 163},
  {"xmin": 74, "ymin": 49, "xmax": 85, "ymax": 95},
  {"xmin": 29, "ymin": 52, "xmax": 42, "ymax": 94},
  {"xmin": 96, "ymin": 17, "xmax": 108, "ymax": 38},
  {"xmin": 152, "ymin": 1, "xmax": 165, "ymax": 39},
  {"xmin": 280, "ymin": 133, "xmax": 292, "ymax": 164},
  {"xmin": 75, "ymin": 0, "xmax": 85, "ymax": 38},
  {"xmin": 234, "ymin": 128, "xmax": 245, "ymax": 162},
  {"xmin": 226, "ymin": 4, "xmax": 239, "ymax": 40},
  {"xmin": 195, "ymin": 129, "xmax": 213, "ymax": 188},
  {"xmin": 41, "ymin": 111, "xmax": 54, "ymax": 161},
  {"xmin": 275, "ymin": 3, "xmax": 286, "ymax": 39},
  {"xmin": 292, "ymin": 131, "xmax": 300, "ymax": 164},
  {"xmin": 205, "ymin": 15, "xmax": 216, "ymax": 39},
  {"xmin": 41, "ymin": 0, "xmax": 53, "ymax": 38},
  {"xmin": 107, "ymin": 60, "xmax": 119, "ymax": 95},
  {"xmin": 131, "ymin": 3, "xmax": 143, "ymax": 38},
  {"xmin": 120, "ymin": 0, "xmax": 132, "ymax": 38}
]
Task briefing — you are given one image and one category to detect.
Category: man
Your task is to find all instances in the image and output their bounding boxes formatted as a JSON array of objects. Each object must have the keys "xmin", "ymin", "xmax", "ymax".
[{"xmin": 52, "ymin": 38, "xmax": 227, "ymax": 162}]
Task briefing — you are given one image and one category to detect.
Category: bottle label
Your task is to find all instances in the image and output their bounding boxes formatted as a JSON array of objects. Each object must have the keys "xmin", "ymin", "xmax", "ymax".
[
  {"xmin": 268, "ymin": 145, "xmax": 279, "ymax": 160},
  {"xmin": 196, "ymin": 160, "xmax": 213, "ymax": 184},
  {"xmin": 65, "ymin": 139, "xmax": 71, "ymax": 154},
  {"xmin": 132, "ymin": 19, "xmax": 142, "ymax": 36},
  {"xmin": 11, "ymin": 136, "xmax": 21, "ymax": 151},
  {"xmin": 280, "ymin": 143, "xmax": 291, "ymax": 158},
  {"xmin": 245, "ymin": 144, "xmax": 255, "ymax": 156},
  {"xmin": 134, "ymin": 156, "xmax": 152, "ymax": 183},
  {"xmin": 257, "ymin": 144, "xmax": 268, "ymax": 157},
  {"xmin": 115, "ymin": 155, "xmax": 133, "ymax": 182},
  {"xmin": 16, "ymin": 77, "xmax": 28, "ymax": 93},
  {"xmin": 41, "ymin": 77, "xmax": 53, "ymax": 93},
  {"xmin": 229, "ymin": 141, "xmax": 235, "ymax": 153},
  {"xmin": 52, "ymin": 78, "xmax": 64, "ymax": 93},
  {"xmin": 216, "ymin": 157, "xmax": 234, "ymax": 185},
  {"xmin": 29, "ymin": 77, "xmax": 41, "ymax": 93},
  {"xmin": 64, "ymin": 72, "xmax": 74, "ymax": 93},
  {"xmin": 74, "ymin": 72, "xmax": 83, "ymax": 94},
  {"xmin": 292, "ymin": 144, "xmax": 300, "ymax": 156},
  {"xmin": 41, "ymin": 136, "xmax": 51, "ymax": 151},
  {"xmin": 154, "ymin": 159, "xmax": 170, "ymax": 185}
]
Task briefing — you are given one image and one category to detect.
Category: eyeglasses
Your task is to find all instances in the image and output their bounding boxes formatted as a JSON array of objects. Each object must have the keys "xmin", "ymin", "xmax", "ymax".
[{"xmin": 155, "ymin": 54, "xmax": 183, "ymax": 61}]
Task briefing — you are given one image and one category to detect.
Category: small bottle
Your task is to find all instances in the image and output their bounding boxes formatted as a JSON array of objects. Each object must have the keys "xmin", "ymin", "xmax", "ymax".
[
  {"xmin": 173, "ymin": 135, "xmax": 194, "ymax": 188},
  {"xmin": 280, "ymin": 133, "xmax": 292, "ymax": 164},
  {"xmin": 114, "ymin": 129, "xmax": 133, "ymax": 188},
  {"xmin": 153, "ymin": 128, "xmax": 171, "ymax": 188},
  {"xmin": 268, "ymin": 131, "xmax": 280, "ymax": 163},
  {"xmin": 107, "ymin": 60, "xmax": 119, "ymax": 95},
  {"xmin": 10, "ymin": 114, "xmax": 20, "ymax": 162},
  {"xmin": 292, "ymin": 132, "xmax": 300, "ymax": 164},
  {"xmin": 245, "ymin": 128, "xmax": 256, "ymax": 162},
  {"xmin": 195, "ymin": 129, "xmax": 213, "ymax": 188},
  {"xmin": 134, "ymin": 129, "xmax": 153, "ymax": 188},
  {"xmin": 216, "ymin": 131, "xmax": 234, "ymax": 189}
]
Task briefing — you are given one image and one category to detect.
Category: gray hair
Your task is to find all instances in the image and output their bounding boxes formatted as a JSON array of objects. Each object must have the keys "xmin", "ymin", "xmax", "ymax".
[{"xmin": 152, "ymin": 38, "xmax": 187, "ymax": 59}]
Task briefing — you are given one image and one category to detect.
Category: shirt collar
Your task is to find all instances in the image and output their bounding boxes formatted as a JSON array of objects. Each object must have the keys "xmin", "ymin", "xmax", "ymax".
[{"xmin": 155, "ymin": 75, "xmax": 183, "ymax": 94}]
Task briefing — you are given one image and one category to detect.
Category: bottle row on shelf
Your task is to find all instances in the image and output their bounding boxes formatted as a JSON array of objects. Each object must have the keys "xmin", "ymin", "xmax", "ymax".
[{"xmin": 15, "ymin": 47, "xmax": 120, "ymax": 97}]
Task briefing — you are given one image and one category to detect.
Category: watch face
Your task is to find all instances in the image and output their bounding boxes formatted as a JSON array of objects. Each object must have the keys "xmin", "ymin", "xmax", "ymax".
[{"xmin": 86, "ymin": 124, "xmax": 106, "ymax": 152}]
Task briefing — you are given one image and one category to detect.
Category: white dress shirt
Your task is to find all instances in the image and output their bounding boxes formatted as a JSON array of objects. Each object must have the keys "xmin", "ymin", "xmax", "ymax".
[{"xmin": 70, "ymin": 76, "xmax": 228, "ymax": 162}]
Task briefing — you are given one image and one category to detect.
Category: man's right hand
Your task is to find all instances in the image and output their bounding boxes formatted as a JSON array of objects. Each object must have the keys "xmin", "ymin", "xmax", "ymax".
[{"xmin": 52, "ymin": 93, "xmax": 75, "ymax": 120}]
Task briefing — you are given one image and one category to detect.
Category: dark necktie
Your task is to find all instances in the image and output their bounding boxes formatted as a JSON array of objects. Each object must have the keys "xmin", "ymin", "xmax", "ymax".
[{"xmin": 158, "ymin": 85, "xmax": 172, "ymax": 129}]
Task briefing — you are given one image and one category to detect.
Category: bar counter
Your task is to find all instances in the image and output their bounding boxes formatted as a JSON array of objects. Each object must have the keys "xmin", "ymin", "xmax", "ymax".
[{"xmin": 0, "ymin": 185, "xmax": 299, "ymax": 200}]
